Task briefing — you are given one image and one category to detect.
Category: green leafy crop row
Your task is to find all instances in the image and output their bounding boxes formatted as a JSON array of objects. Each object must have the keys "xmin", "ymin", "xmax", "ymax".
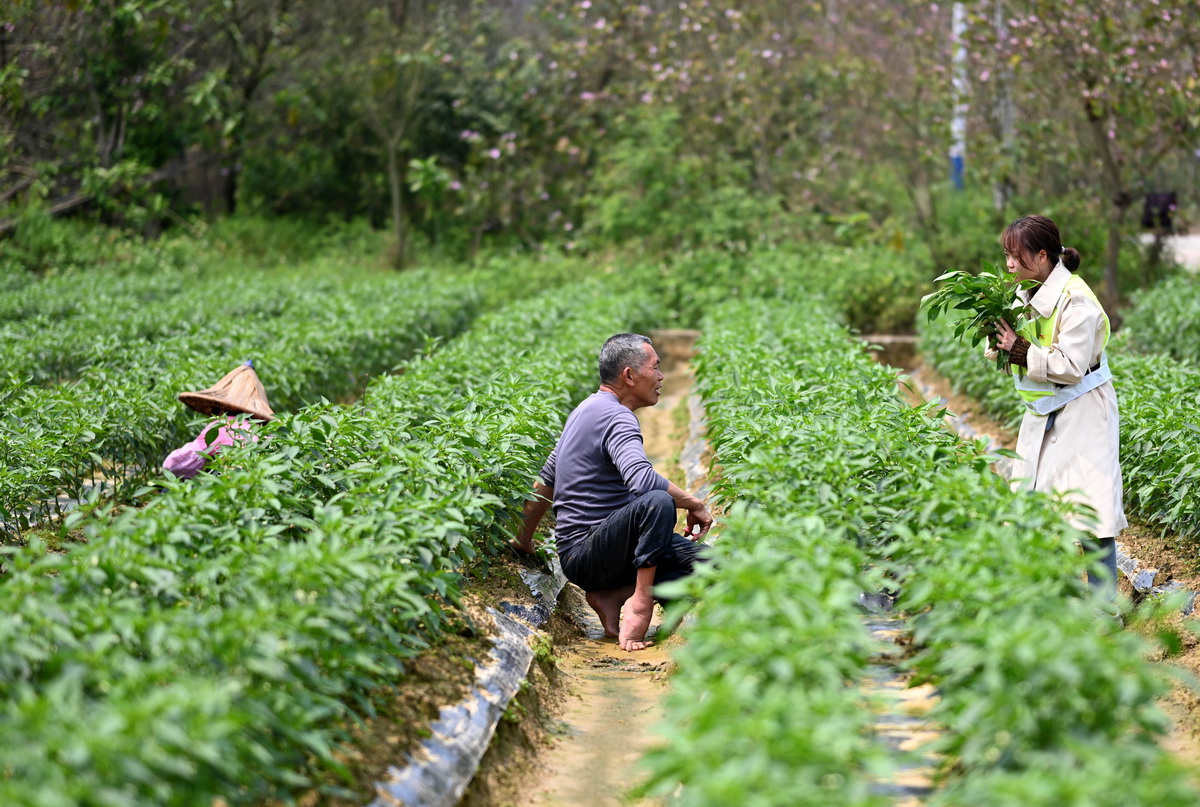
[
  {"xmin": 640, "ymin": 299, "xmax": 908, "ymax": 806},
  {"xmin": 0, "ymin": 274, "xmax": 662, "ymax": 805},
  {"xmin": 0, "ymin": 267, "xmax": 483, "ymax": 539},
  {"xmin": 1123, "ymin": 273, "xmax": 1200, "ymax": 364},
  {"xmin": 650, "ymin": 297, "xmax": 1195, "ymax": 804},
  {"xmin": 0, "ymin": 248, "xmax": 604, "ymax": 540},
  {"xmin": 645, "ymin": 243, "xmax": 932, "ymax": 335}
]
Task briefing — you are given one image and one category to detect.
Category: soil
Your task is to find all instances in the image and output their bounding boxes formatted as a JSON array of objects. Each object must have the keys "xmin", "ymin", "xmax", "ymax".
[
  {"xmin": 281, "ymin": 557, "xmax": 568, "ymax": 807},
  {"xmin": 1116, "ymin": 518, "xmax": 1200, "ymax": 774},
  {"xmin": 892, "ymin": 354, "xmax": 1200, "ymax": 780},
  {"xmin": 502, "ymin": 590, "xmax": 675, "ymax": 807}
]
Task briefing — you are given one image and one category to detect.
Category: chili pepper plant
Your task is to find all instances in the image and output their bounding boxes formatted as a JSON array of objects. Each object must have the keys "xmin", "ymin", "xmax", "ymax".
[{"xmin": 921, "ymin": 267, "xmax": 1035, "ymax": 370}]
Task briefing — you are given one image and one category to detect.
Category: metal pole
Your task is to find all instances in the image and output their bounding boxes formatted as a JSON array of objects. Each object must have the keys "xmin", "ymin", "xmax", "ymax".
[{"xmin": 950, "ymin": 2, "xmax": 968, "ymax": 190}]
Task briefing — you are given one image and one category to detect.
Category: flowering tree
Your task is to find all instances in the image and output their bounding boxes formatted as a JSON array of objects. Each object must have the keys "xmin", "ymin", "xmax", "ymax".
[
  {"xmin": 815, "ymin": 1, "xmax": 960, "ymax": 250},
  {"xmin": 531, "ymin": 0, "xmax": 837, "ymax": 246},
  {"xmin": 964, "ymin": 0, "xmax": 1200, "ymax": 310}
]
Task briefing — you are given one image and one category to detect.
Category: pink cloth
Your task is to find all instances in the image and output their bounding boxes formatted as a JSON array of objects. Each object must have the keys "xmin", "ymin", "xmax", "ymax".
[{"xmin": 162, "ymin": 418, "xmax": 257, "ymax": 479}]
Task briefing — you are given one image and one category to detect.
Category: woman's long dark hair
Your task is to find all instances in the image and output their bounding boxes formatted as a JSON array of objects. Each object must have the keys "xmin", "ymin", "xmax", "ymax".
[{"xmin": 1002, "ymin": 214, "xmax": 1080, "ymax": 273}]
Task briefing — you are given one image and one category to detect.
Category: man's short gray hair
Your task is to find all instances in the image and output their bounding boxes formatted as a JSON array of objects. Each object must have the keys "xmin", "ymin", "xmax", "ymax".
[{"xmin": 599, "ymin": 333, "xmax": 652, "ymax": 385}]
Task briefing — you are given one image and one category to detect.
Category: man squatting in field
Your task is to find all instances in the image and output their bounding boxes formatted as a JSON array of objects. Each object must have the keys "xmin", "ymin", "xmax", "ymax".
[{"xmin": 511, "ymin": 333, "xmax": 713, "ymax": 651}]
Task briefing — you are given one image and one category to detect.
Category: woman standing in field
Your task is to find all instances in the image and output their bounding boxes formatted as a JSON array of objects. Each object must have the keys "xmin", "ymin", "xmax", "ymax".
[{"xmin": 989, "ymin": 215, "xmax": 1125, "ymax": 597}]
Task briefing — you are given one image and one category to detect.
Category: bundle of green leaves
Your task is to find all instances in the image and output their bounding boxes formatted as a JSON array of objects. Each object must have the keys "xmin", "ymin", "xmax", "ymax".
[{"xmin": 921, "ymin": 268, "xmax": 1034, "ymax": 369}]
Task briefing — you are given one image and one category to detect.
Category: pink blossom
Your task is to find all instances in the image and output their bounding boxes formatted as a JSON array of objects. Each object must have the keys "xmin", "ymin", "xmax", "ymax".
[
  {"xmin": 488, "ymin": 148, "xmax": 502, "ymax": 159},
  {"xmin": 449, "ymin": 181, "xmax": 463, "ymax": 192},
  {"xmin": 580, "ymin": 91, "xmax": 596, "ymax": 101},
  {"xmin": 980, "ymin": 69, "xmax": 990, "ymax": 82},
  {"xmin": 594, "ymin": 18, "xmax": 606, "ymax": 29},
  {"xmin": 640, "ymin": 92, "xmax": 654, "ymax": 103}
]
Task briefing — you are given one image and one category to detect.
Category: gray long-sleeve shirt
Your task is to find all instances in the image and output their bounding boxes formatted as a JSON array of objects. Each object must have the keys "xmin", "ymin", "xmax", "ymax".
[{"xmin": 539, "ymin": 390, "xmax": 668, "ymax": 555}]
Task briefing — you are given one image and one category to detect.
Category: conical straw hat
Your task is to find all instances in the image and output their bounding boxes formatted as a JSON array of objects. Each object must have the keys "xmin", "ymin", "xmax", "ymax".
[{"xmin": 178, "ymin": 362, "xmax": 275, "ymax": 421}]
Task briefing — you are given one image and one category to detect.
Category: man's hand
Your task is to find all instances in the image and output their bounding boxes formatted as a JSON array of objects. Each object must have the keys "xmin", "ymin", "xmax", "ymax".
[
  {"xmin": 994, "ymin": 319, "xmax": 1018, "ymax": 352},
  {"xmin": 685, "ymin": 505, "xmax": 713, "ymax": 540},
  {"xmin": 511, "ymin": 480, "xmax": 554, "ymax": 558}
]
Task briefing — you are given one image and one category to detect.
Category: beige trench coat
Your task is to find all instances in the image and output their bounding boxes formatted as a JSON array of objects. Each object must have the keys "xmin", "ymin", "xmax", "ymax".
[{"xmin": 987, "ymin": 263, "xmax": 1127, "ymax": 537}]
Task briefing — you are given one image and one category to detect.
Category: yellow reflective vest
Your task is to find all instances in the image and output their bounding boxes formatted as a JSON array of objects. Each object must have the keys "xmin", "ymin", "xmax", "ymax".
[{"xmin": 1011, "ymin": 273, "xmax": 1111, "ymax": 415}]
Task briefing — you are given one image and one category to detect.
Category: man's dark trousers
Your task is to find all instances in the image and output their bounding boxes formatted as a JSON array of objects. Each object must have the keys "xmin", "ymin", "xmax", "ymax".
[{"xmin": 559, "ymin": 489, "xmax": 705, "ymax": 593}]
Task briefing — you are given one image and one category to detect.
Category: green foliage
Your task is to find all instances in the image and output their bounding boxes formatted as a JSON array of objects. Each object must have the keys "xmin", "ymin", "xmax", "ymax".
[
  {"xmin": 0, "ymin": 238, "xmax": 613, "ymax": 540},
  {"xmin": 644, "ymin": 243, "xmax": 931, "ymax": 334},
  {"xmin": 201, "ymin": 216, "xmax": 386, "ymax": 265},
  {"xmin": 7, "ymin": 0, "xmax": 1200, "ymax": 257},
  {"xmin": 0, "ymin": 263, "xmax": 484, "ymax": 539},
  {"xmin": 929, "ymin": 186, "xmax": 1012, "ymax": 273},
  {"xmin": 639, "ymin": 510, "xmax": 889, "ymax": 807},
  {"xmin": 583, "ymin": 108, "xmax": 778, "ymax": 252},
  {"xmin": 1124, "ymin": 273, "xmax": 1200, "ymax": 363},
  {"xmin": 1, "ymin": 209, "xmax": 153, "ymax": 276}
]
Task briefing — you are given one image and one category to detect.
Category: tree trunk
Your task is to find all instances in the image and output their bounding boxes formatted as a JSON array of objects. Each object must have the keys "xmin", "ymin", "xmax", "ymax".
[
  {"xmin": 386, "ymin": 140, "xmax": 408, "ymax": 269},
  {"xmin": 1084, "ymin": 104, "xmax": 1129, "ymax": 315},
  {"xmin": 222, "ymin": 165, "xmax": 239, "ymax": 216},
  {"xmin": 1103, "ymin": 209, "xmax": 1124, "ymax": 325}
]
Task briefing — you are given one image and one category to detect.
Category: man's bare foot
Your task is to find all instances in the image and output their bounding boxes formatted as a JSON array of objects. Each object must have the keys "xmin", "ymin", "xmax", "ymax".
[
  {"xmin": 507, "ymin": 538, "xmax": 534, "ymax": 556},
  {"xmin": 619, "ymin": 592, "xmax": 655, "ymax": 651},
  {"xmin": 586, "ymin": 588, "xmax": 633, "ymax": 638}
]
